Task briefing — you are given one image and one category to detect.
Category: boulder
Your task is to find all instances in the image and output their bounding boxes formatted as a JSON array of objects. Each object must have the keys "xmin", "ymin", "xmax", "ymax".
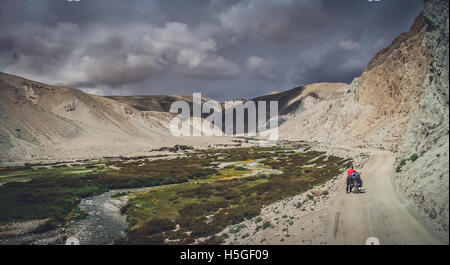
[{"xmin": 310, "ymin": 189, "xmax": 328, "ymax": 197}]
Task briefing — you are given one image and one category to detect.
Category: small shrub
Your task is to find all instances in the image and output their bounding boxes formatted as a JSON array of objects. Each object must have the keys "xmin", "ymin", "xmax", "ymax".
[
  {"xmin": 215, "ymin": 233, "xmax": 229, "ymax": 244},
  {"xmin": 229, "ymin": 224, "xmax": 247, "ymax": 234},
  {"xmin": 165, "ymin": 230, "xmax": 188, "ymax": 240},
  {"xmin": 140, "ymin": 218, "xmax": 176, "ymax": 235},
  {"xmin": 190, "ymin": 218, "xmax": 218, "ymax": 237},
  {"xmin": 262, "ymin": 221, "xmax": 271, "ymax": 230},
  {"xmin": 112, "ymin": 192, "xmax": 128, "ymax": 198},
  {"xmin": 241, "ymin": 233, "xmax": 250, "ymax": 239},
  {"xmin": 409, "ymin": 154, "xmax": 419, "ymax": 162}
]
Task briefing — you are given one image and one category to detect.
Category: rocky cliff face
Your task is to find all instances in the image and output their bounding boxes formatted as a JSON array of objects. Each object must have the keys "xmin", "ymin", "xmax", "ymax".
[
  {"xmin": 279, "ymin": 4, "xmax": 433, "ymax": 147},
  {"xmin": 278, "ymin": 0, "xmax": 448, "ymax": 238},
  {"xmin": 395, "ymin": 0, "xmax": 449, "ymax": 239},
  {"xmin": 359, "ymin": 12, "xmax": 430, "ymax": 117}
]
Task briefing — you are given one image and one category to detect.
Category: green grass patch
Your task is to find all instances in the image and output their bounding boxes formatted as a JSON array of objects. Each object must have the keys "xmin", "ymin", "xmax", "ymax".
[
  {"xmin": 396, "ymin": 153, "xmax": 420, "ymax": 172},
  {"xmin": 229, "ymin": 224, "xmax": 247, "ymax": 234},
  {"xmin": 111, "ymin": 192, "xmax": 129, "ymax": 198},
  {"xmin": 409, "ymin": 154, "xmax": 419, "ymax": 162},
  {"xmin": 0, "ymin": 146, "xmax": 349, "ymax": 244},
  {"xmin": 119, "ymin": 147, "xmax": 349, "ymax": 244}
]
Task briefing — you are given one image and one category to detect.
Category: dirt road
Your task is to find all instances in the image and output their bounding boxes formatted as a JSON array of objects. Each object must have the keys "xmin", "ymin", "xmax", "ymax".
[
  {"xmin": 218, "ymin": 147, "xmax": 447, "ymax": 245},
  {"xmin": 326, "ymin": 151, "xmax": 444, "ymax": 245}
]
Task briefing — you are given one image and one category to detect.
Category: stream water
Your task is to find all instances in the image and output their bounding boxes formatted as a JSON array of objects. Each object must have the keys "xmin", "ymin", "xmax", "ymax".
[
  {"xmin": 64, "ymin": 159, "xmax": 283, "ymax": 245},
  {"xmin": 63, "ymin": 187, "xmax": 153, "ymax": 245},
  {"xmin": 0, "ymin": 158, "xmax": 284, "ymax": 245}
]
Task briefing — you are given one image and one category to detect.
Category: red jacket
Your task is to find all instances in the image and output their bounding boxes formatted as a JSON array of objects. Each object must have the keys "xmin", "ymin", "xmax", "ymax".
[{"xmin": 348, "ymin": 168, "xmax": 357, "ymax": 176}]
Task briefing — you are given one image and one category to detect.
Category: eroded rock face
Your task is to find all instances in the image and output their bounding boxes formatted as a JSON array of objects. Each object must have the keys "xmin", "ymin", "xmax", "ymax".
[
  {"xmin": 277, "ymin": 12, "xmax": 433, "ymax": 147},
  {"xmin": 395, "ymin": 0, "xmax": 449, "ymax": 238},
  {"xmin": 64, "ymin": 102, "xmax": 75, "ymax": 112},
  {"xmin": 278, "ymin": 0, "xmax": 448, "ymax": 238},
  {"xmin": 358, "ymin": 12, "xmax": 430, "ymax": 118},
  {"xmin": 123, "ymin": 107, "xmax": 133, "ymax": 115}
]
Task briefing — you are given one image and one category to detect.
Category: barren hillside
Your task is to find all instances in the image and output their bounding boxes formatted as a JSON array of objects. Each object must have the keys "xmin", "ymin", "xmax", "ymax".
[
  {"xmin": 107, "ymin": 95, "xmax": 214, "ymax": 113},
  {"xmin": 276, "ymin": 0, "xmax": 448, "ymax": 238},
  {"xmin": 278, "ymin": 10, "xmax": 431, "ymax": 147},
  {"xmin": 0, "ymin": 73, "xmax": 229, "ymax": 164}
]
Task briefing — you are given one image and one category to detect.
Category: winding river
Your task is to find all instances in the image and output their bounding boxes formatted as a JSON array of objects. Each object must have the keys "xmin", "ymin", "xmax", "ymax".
[
  {"xmin": 0, "ymin": 158, "xmax": 283, "ymax": 245},
  {"xmin": 64, "ymin": 158, "xmax": 283, "ymax": 244}
]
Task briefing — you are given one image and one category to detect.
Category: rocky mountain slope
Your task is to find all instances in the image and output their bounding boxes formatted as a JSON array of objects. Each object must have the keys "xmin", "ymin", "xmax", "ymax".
[
  {"xmin": 277, "ymin": 10, "xmax": 431, "ymax": 147},
  {"xmin": 107, "ymin": 95, "xmax": 214, "ymax": 113},
  {"xmin": 0, "ymin": 73, "xmax": 228, "ymax": 164},
  {"xmin": 275, "ymin": 0, "xmax": 448, "ymax": 238},
  {"xmin": 395, "ymin": 0, "xmax": 449, "ymax": 239},
  {"xmin": 252, "ymin": 82, "xmax": 348, "ymax": 116}
]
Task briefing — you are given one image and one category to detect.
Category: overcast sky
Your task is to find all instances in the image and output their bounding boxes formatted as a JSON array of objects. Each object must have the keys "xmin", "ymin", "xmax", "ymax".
[{"xmin": 0, "ymin": 0, "xmax": 423, "ymax": 100}]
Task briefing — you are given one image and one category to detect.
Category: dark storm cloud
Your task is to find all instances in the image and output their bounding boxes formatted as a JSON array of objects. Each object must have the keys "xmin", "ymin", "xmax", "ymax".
[
  {"xmin": 0, "ymin": 0, "xmax": 423, "ymax": 100},
  {"xmin": 218, "ymin": 0, "xmax": 329, "ymax": 43},
  {"xmin": 0, "ymin": 21, "xmax": 240, "ymax": 87},
  {"xmin": 286, "ymin": 0, "xmax": 425, "ymax": 85},
  {"xmin": 291, "ymin": 38, "xmax": 367, "ymax": 85},
  {"xmin": 0, "ymin": 0, "xmax": 164, "ymax": 26},
  {"xmin": 246, "ymin": 56, "xmax": 285, "ymax": 82}
]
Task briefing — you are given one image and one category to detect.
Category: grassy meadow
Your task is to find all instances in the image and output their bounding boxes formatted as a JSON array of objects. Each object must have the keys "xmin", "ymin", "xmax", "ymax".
[{"xmin": 0, "ymin": 145, "xmax": 352, "ymax": 243}]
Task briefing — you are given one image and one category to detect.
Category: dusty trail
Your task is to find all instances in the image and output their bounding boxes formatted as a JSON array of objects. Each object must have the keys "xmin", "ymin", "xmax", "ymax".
[
  {"xmin": 327, "ymin": 151, "xmax": 443, "ymax": 245},
  {"xmin": 217, "ymin": 147, "xmax": 446, "ymax": 245}
]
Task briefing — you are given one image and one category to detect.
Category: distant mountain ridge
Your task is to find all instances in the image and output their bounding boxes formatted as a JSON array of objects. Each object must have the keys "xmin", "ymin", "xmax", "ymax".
[{"xmin": 0, "ymin": 72, "xmax": 227, "ymax": 164}]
